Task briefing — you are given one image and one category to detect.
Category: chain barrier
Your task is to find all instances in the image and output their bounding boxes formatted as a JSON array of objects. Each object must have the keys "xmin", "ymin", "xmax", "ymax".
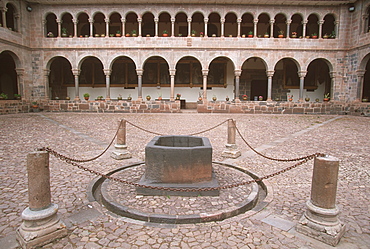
[
  {"xmin": 39, "ymin": 118, "xmax": 325, "ymax": 192},
  {"xmin": 40, "ymin": 147, "xmax": 317, "ymax": 192}
]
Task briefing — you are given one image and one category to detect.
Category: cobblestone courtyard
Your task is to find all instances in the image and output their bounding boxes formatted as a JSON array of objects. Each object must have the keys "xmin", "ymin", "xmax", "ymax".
[{"xmin": 0, "ymin": 113, "xmax": 369, "ymax": 249}]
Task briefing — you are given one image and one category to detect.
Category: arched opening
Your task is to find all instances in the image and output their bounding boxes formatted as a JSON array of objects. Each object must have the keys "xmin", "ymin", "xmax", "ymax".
[
  {"xmin": 274, "ymin": 14, "xmax": 287, "ymax": 38},
  {"xmin": 175, "ymin": 56, "xmax": 202, "ymax": 88},
  {"xmin": 191, "ymin": 12, "xmax": 204, "ymax": 36},
  {"xmin": 61, "ymin": 13, "xmax": 73, "ymax": 37},
  {"xmin": 45, "ymin": 13, "xmax": 57, "ymax": 37},
  {"xmin": 93, "ymin": 12, "xmax": 106, "ymax": 37},
  {"xmin": 125, "ymin": 12, "xmax": 138, "ymax": 36},
  {"xmin": 77, "ymin": 13, "xmax": 89, "ymax": 37},
  {"xmin": 241, "ymin": 58, "xmax": 267, "ymax": 100},
  {"xmin": 322, "ymin": 14, "xmax": 335, "ymax": 38},
  {"xmin": 0, "ymin": 51, "xmax": 18, "ymax": 99},
  {"xmin": 257, "ymin": 13, "xmax": 270, "ymax": 37},
  {"xmin": 49, "ymin": 57, "xmax": 73, "ymax": 99},
  {"xmin": 241, "ymin": 13, "xmax": 254, "ymax": 37},
  {"xmin": 273, "ymin": 58, "xmax": 300, "ymax": 101},
  {"xmin": 111, "ymin": 57, "xmax": 137, "ymax": 88},
  {"xmin": 143, "ymin": 56, "xmax": 169, "ymax": 87},
  {"xmin": 175, "ymin": 12, "xmax": 188, "ymax": 37},
  {"xmin": 305, "ymin": 59, "xmax": 331, "ymax": 101},
  {"xmin": 362, "ymin": 57, "xmax": 370, "ymax": 101},
  {"xmin": 79, "ymin": 57, "xmax": 105, "ymax": 87},
  {"xmin": 291, "ymin": 14, "xmax": 303, "ymax": 38},
  {"xmin": 307, "ymin": 14, "xmax": 319, "ymax": 38},
  {"xmin": 208, "ymin": 12, "xmax": 220, "ymax": 37},
  {"xmin": 224, "ymin": 12, "xmax": 237, "ymax": 37},
  {"xmin": 142, "ymin": 12, "xmax": 154, "ymax": 37},
  {"xmin": 109, "ymin": 12, "xmax": 122, "ymax": 36},
  {"xmin": 5, "ymin": 3, "xmax": 16, "ymax": 31},
  {"xmin": 158, "ymin": 12, "xmax": 171, "ymax": 36},
  {"xmin": 208, "ymin": 57, "xmax": 230, "ymax": 88}
]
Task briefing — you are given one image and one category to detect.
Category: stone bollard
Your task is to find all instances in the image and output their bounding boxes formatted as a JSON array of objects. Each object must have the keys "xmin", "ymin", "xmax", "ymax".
[
  {"xmin": 296, "ymin": 155, "xmax": 346, "ymax": 246},
  {"xmin": 222, "ymin": 119, "xmax": 241, "ymax": 158},
  {"xmin": 111, "ymin": 119, "xmax": 132, "ymax": 160},
  {"xmin": 17, "ymin": 151, "xmax": 67, "ymax": 249}
]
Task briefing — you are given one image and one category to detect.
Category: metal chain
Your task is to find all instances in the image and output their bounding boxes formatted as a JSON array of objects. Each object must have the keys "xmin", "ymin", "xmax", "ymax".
[
  {"xmin": 43, "ymin": 146, "xmax": 318, "ymax": 192},
  {"xmin": 232, "ymin": 120, "xmax": 325, "ymax": 161},
  {"xmin": 39, "ymin": 118, "xmax": 325, "ymax": 192}
]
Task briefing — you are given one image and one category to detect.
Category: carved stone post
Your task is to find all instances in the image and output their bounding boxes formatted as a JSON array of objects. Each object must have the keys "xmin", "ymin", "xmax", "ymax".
[
  {"xmin": 202, "ymin": 69, "xmax": 209, "ymax": 101},
  {"xmin": 72, "ymin": 69, "xmax": 80, "ymax": 101},
  {"xmin": 111, "ymin": 120, "xmax": 132, "ymax": 160},
  {"xmin": 237, "ymin": 18, "xmax": 241, "ymax": 37},
  {"xmin": 104, "ymin": 69, "xmax": 111, "ymax": 100},
  {"xmin": 170, "ymin": 69, "xmax": 176, "ymax": 101},
  {"xmin": 222, "ymin": 119, "xmax": 241, "ymax": 158},
  {"xmin": 136, "ymin": 69, "xmax": 143, "ymax": 100},
  {"xmin": 220, "ymin": 18, "xmax": 225, "ymax": 37},
  {"xmin": 234, "ymin": 69, "xmax": 241, "ymax": 101},
  {"xmin": 266, "ymin": 70, "xmax": 274, "ymax": 101},
  {"xmin": 296, "ymin": 155, "xmax": 346, "ymax": 246},
  {"xmin": 318, "ymin": 20, "xmax": 324, "ymax": 38},
  {"xmin": 57, "ymin": 19, "xmax": 61, "ymax": 37},
  {"xmin": 187, "ymin": 18, "xmax": 192, "ymax": 37},
  {"xmin": 105, "ymin": 18, "xmax": 109, "ymax": 37},
  {"xmin": 171, "ymin": 17, "xmax": 175, "ymax": 37},
  {"xmin": 73, "ymin": 19, "xmax": 78, "ymax": 37},
  {"xmin": 89, "ymin": 18, "xmax": 93, "ymax": 37},
  {"xmin": 137, "ymin": 18, "xmax": 142, "ymax": 37},
  {"xmin": 298, "ymin": 71, "xmax": 307, "ymax": 102},
  {"xmin": 17, "ymin": 151, "xmax": 67, "ymax": 248},
  {"xmin": 204, "ymin": 18, "xmax": 209, "ymax": 37},
  {"xmin": 302, "ymin": 20, "xmax": 308, "ymax": 38},
  {"xmin": 269, "ymin": 19, "xmax": 274, "ymax": 38}
]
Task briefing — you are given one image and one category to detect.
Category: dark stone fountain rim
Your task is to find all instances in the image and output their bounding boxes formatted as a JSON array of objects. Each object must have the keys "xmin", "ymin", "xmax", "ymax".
[{"xmin": 87, "ymin": 161, "xmax": 268, "ymax": 224}]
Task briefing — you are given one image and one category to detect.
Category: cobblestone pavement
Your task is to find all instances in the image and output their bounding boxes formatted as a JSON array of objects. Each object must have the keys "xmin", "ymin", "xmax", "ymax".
[{"xmin": 0, "ymin": 113, "xmax": 369, "ymax": 249}]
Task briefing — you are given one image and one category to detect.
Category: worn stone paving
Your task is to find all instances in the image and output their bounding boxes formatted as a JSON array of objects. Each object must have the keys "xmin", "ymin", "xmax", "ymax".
[{"xmin": 0, "ymin": 113, "xmax": 369, "ymax": 249}]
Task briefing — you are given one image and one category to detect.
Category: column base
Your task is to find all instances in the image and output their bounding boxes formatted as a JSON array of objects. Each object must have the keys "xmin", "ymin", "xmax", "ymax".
[
  {"xmin": 222, "ymin": 144, "xmax": 241, "ymax": 159},
  {"xmin": 111, "ymin": 144, "xmax": 132, "ymax": 160},
  {"xmin": 16, "ymin": 204, "xmax": 67, "ymax": 249},
  {"xmin": 296, "ymin": 200, "xmax": 346, "ymax": 246}
]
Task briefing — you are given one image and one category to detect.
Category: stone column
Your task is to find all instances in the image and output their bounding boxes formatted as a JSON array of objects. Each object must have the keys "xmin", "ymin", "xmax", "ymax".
[
  {"xmin": 105, "ymin": 18, "xmax": 109, "ymax": 37},
  {"xmin": 302, "ymin": 20, "xmax": 308, "ymax": 38},
  {"xmin": 44, "ymin": 69, "xmax": 50, "ymax": 100},
  {"xmin": 202, "ymin": 69, "xmax": 209, "ymax": 101},
  {"xmin": 17, "ymin": 151, "xmax": 67, "ymax": 249},
  {"xmin": 269, "ymin": 19, "xmax": 274, "ymax": 38},
  {"xmin": 1, "ymin": 7, "xmax": 7, "ymax": 28},
  {"xmin": 222, "ymin": 119, "xmax": 241, "ymax": 158},
  {"xmin": 137, "ymin": 18, "xmax": 142, "ymax": 37},
  {"xmin": 57, "ymin": 19, "xmax": 61, "ymax": 37},
  {"xmin": 266, "ymin": 70, "xmax": 274, "ymax": 101},
  {"xmin": 104, "ymin": 69, "xmax": 111, "ymax": 100},
  {"xmin": 329, "ymin": 71, "xmax": 337, "ymax": 101},
  {"xmin": 111, "ymin": 120, "xmax": 132, "ymax": 160},
  {"xmin": 187, "ymin": 17, "xmax": 192, "ymax": 37},
  {"xmin": 72, "ymin": 69, "xmax": 80, "ymax": 101},
  {"xmin": 318, "ymin": 20, "xmax": 324, "ymax": 38},
  {"xmin": 220, "ymin": 18, "xmax": 225, "ymax": 37},
  {"xmin": 136, "ymin": 69, "xmax": 143, "ymax": 100},
  {"xmin": 121, "ymin": 18, "xmax": 126, "ymax": 36},
  {"xmin": 73, "ymin": 19, "xmax": 78, "ymax": 37},
  {"xmin": 298, "ymin": 71, "xmax": 307, "ymax": 102},
  {"xmin": 297, "ymin": 155, "xmax": 346, "ymax": 246},
  {"xmin": 170, "ymin": 69, "xmax": 176, "ymax": 101},
  {"xmin": 16, "ymin": 68, "xmax": 25, "ymax": 99},
  {"xmin": 204, "ymin": 18, "xmax": 209, "ymax": 37},
  {"xmin": 89, "ymin": 18, "xmax": 93, "ymax": 37},
  {"xmin": 356, "ymin": 70, "xmax": 366, "ymax": 102},
  {"xmin": 253, "ymin": 19, "xmax": 258, "ymax": 37},
  {"xmin": 237, "ymin": 18, "xmax": 241, "ymax": 37},
  {"xmin": 286, "ymin": 19, "xmax": 291, "ymax": 38},
  {"xmin": 154, "ymin": 17, "xmax": 158, "ymax": 37},
  {"xmin": 171, "ymin": 17, "xmax": 175, "ymax": 37},
  {"xmin": 234, "ymin": 69, "xmax": 241, "ymax": 101},
  {"xmin": 335, "ymin": 20, "xmax": 339, "ymax": 38}
]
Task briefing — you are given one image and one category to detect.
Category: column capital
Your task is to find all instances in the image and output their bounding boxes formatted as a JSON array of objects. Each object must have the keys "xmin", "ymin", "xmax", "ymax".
[
  {"xmin": 137, "ymin": 18, "xmax": 142, "ymax": 22},
  {"xmin": 220, "ymin": 18, "xmax": 225, "ymax": 23},
  {"xmin": 237, "ymin": 18, "xmax": 242, "ymax": 23},
  {"xmin": 136, "ymin": 69, "xmax": 144, "ymax": 76},
  {"xmin": 286, "ymin": 19, "xmax": 292, "ymax": 24},
  {"xmin": 103, "ymin": 69, "xmax": 111, "ymax": 76},
  {"xmin": 154, "ymin": 17, "xmax": 159, "ymax": 22},
  {"xmin": 15, "ymin": 68, "xmax": 25, "ymax": 76},
  {"xmin": 254, "ymin": 19, "xmax": 258, "ymax": 24},
  {"xmin": 202, "ymin": 69, "xmax": 209, "ymax": 76},
  {"xmin": 204, "ymin": 18, "xmax": 209, "ymax": 23},
  {"xmin": 72, "ymin": 69, "xmax": 80, "ymax": 76},
  {"xmin": 356, "ymin": 69, "xmax": 366, "ymax": 77},
  {"xmin": 121, "ymin": 18, "xmax": 126, "ymax": 23},
  {"xmin": 88, "ymin": 18, "xmax": 93, "ymax": 23},
  {"xmin": 187, "ymin": 17, "xmax": 192, "ymax": 22},
  {"xmin": 298, "ymin": 71, "xmax": 307, "ymax": 78},
  {"xmin": 170, "ymin": 17, "xmax": 175, "ymax": 22},
  {"xmin": 234, "ymin": 69, "xmax": 242, "ymax": 77},
  {"xmin": 318, "ymin": 20, "xmax": 324, "ymax": 25},
  {"xmin": 56, "ymin": 19, "xmax": 61, "ymax": 23},
  {"xmin": 169, "ymin": 69, "xmax": 176, "ymax": 76},
  {"xmin": 302, "ymin": 20, "xmax": 308, "ymax": 25},
  {"xmin": 105, "ymin": 18, "xmax": 110, "ymax": 23},
  {"xmin": 266, "ymin": 70, "xmax": 275, "ymax": 77},
  {"xmin": 73, "ymin": 19, "xmax": 78, "ymax": 24},
  {"xmin": 270, "ymin": 19, "xmax": 275, "ymax": 24}
]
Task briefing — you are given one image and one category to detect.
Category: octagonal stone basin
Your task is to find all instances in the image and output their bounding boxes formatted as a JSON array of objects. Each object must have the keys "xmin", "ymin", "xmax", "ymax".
[{"xmin": 136, "ymin": 135, "xmax": 219, "ymax": 196}]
